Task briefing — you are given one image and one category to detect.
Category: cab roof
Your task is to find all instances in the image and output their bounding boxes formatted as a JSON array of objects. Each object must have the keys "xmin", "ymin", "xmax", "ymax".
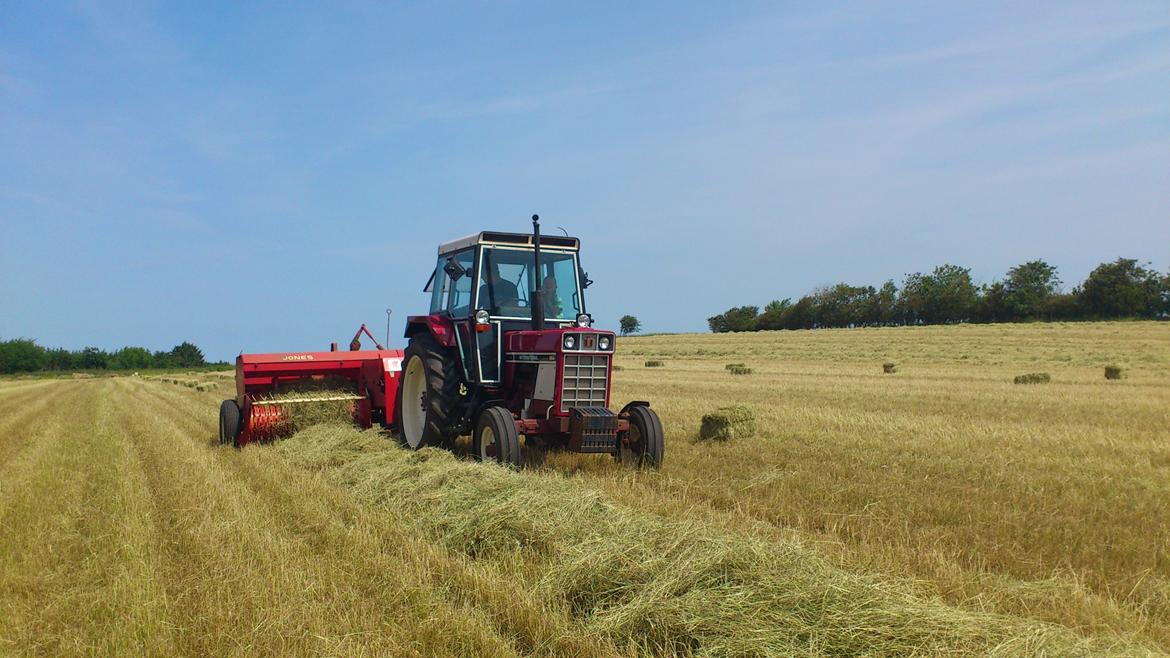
[{"xmin": 438, "ymin": 231, "xmax": 580, "ymax": 255}]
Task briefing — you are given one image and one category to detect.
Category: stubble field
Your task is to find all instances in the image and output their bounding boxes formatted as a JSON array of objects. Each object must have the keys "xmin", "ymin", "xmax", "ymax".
[{"xmin": 1, "ymin": 321, "xmax": 1167, "ymax": 656}]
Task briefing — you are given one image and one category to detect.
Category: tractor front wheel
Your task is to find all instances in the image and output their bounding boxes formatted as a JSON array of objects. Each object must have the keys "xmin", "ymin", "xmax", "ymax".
[
  {"xmin": 219, "ymin": 399, "xmax": 241, "ymax": 447},
  {"xmin": 397, "ymin": 333, "xmax": 460, "ymax": 449},
  {"xmin": 473, "ymin": 407, "xmax": 522, "ymax": 468},
  {"xmin": 618, "ymin": 405, "xmax": 664, "ymax": 469}
]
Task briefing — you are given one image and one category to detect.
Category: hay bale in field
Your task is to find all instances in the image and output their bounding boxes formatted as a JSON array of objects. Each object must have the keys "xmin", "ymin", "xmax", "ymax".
[
  {"xmin": 724, "ymin": 363, "xmax": 746, "ymax": 370},
  {"xmin": 883, "ymin": 362, "xmax": 897, "ymax": 374},
  {"xmin": 699, "ymin": 405, "xmax": 756, "ymax": 441},
  {"xmin": 1104, "ymin": 365, "xmax": 1124, "ymax": 380},
  {"xmin": 1013, "ymin": 372, "xmax": 1051, "ymax": 385},
  {"xmin": 728, "ymin": 365, "xmax": 752, "ymax": 375},
  {"xmin": 644, "ymin": 360, "xmax": 664, "ymax": 367}
]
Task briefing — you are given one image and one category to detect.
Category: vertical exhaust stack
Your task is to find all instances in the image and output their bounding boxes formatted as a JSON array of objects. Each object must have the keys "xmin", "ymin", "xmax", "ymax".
[{"xmin": 531, "ymin": 214, "xmax": 545, "ymax": 331}]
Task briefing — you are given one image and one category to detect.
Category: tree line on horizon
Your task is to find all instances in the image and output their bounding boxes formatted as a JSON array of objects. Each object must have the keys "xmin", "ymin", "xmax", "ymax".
[
  {"xmin": 0, "ymin": 340, "xmax": 222, "ymax": 374},
  {"xmin": 708, "ymin": 258, "xmax": 1169, "ymax": 333}
]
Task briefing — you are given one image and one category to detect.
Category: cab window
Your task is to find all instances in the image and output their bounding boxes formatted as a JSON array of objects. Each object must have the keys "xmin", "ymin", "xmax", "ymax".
[{"xmin": 428, "ymin": 249, "xmax": 475, "ymax": 316}]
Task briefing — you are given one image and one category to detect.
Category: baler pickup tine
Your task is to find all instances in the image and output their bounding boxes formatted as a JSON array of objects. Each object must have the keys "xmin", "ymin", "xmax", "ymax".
[{"xmin": 252, "ymin": 394, "xmax": 364, "ymax": 406}]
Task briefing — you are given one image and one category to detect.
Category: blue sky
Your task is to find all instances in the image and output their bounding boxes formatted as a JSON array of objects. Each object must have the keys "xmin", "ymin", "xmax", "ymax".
[{"xmin": 2, "ymin": 1, "xmax": 1167, "ymax": 360}]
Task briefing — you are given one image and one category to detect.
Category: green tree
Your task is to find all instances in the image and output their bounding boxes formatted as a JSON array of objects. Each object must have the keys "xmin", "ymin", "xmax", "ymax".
[
  {"xmin": 898, "ymin": 265, "xmax": 977, "ymax": 324},
  {"xmin": 1043, "ymin": 293, "xmax": 1082, "ymax": 320},
  {"xmin": 756, "ymin": 299, "xmax": 792, "ymax": 330},
  {"xmin": 111, "ymin": 346, "xmax": 154, "ymax": 370},
  {"xmin": 975, "ymin": 282, "xmax": 1011, "ymax": 323},
  {"xmin": 618, "ymin": 315, "xmax": 641, "ymax": 336},
  {"xmin": 873, "ymin": 280, "xmax": 898, "ymax": 325},
  {"xmin": 1079, "ymin": 258, "xmax": 1162, "ymax": 318},
  {"xmin": 44, "ymin": 347, "xmax": 78, "ymax": 371},
  {"xmin": 707, "ymin": 306, "xmax": 759, "ymax": 333},
  {"xmin": 783, "ymin": 296, "xmax": 817, "ymax": 330},
  {"xmin": 0, "ymin": 339, "xmax": 46, "ymax": 373},
  {"xmin": 169, "ymin": 342, "xmax": 206, "ymax": 368},
  {"xmin": 1005, "ymin": 260, "xmax": 1061, "ymax": 319},
  {"xmin": 78, "ymin": 347, "xmax": 109, "ymax": 370}
]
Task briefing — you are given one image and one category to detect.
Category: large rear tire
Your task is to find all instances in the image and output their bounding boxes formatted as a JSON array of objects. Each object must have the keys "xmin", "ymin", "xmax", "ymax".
[
  {"xmin": 397, "ymin": 333, "xmax": 461, "ymax": 449},
  {"xmin": 619, "ymin": 405, "xmax": 664, "ymax": 469},
  {"xmin": 219, "ymin": 399, "xmax": 241, "ymax": 447},
  {"xmin": 473, "ymin": 406, "xmax": 522, "ymax": 468}
]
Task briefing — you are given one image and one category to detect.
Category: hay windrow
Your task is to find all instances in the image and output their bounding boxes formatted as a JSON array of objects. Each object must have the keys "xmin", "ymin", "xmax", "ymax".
[
  {"xmin": 644, "ymin": 360, "xmax": 664, "ymax": 367},
  {"xmin": 1014, "ymin": 372, "xmax": 1052, "ymax": 385},
  {"xmin": 272, "ymin": 425, "xmax": 1144, "ymax": 657}
]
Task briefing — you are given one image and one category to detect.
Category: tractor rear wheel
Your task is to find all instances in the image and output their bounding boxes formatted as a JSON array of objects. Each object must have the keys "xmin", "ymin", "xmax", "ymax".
[
  {"xmin": 397, "ymin": 333, "xmax": 460, "ymax": 449},
  {"xmin": 618, "ymin": 405, "xmax": 664, "ymax": 469},
  {"xmin": 219, "ymin": 399, "xmax": 241, "ymax": 446},
  {"xmin": 473, "ymin": 406, "xmax": 522, "ymax": 468}
]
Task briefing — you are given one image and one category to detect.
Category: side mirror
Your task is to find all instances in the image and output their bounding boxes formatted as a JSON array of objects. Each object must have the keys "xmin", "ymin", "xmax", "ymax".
[
  {"xmin": 444, "ymin": 257, "xmax": 467, "ymax": 281},
  {"xmin": 579, "ymin": 266, "xmax": 593, "ymax": 289}
]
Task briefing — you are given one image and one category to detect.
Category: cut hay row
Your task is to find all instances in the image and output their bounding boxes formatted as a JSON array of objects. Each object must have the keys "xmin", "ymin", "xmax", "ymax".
[
  {"xmin": 272, "ymin": 425, "xmax": 1147, "ymax": 657},
  {"xmin": 154, "ymin": 376, "xmax": 220, "ymax": 391}
]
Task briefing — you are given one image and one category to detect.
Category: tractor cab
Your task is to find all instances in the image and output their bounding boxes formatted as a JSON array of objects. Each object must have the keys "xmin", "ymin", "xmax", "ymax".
[
  {"xmin": 399, "ymin": 217, "xmax": 663, "ymax": 470},
  {"xmin": 423, "ymin": 231, "xmax": 590, "ymax": 384}
]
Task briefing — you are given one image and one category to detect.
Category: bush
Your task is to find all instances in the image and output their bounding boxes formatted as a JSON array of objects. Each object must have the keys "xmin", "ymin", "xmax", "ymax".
[
  {"xmin": 699, "ymin": 405, "xmax": 757, "ymax": 441},
  {"xmin": 644, "ymin": 360, "xmax": 664, "ymax": 367},
  {"xmin": 1013, "ymin": 373, "xmax": 1051, "ymax": 385},
  {"xmin": 883, "ymin": 362, "xmax": 897, "ymax": 374},
  {"xmin": 1104, "ymin": 366, "xmax": 1124, "ymax": 380}
]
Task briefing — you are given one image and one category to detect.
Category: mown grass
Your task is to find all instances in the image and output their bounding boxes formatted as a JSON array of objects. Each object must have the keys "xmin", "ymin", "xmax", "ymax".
[
  {"xmin": 591, "ymin": 321, "xmax": 1170, "ymax": 650},
  {"xmin": 0, "ymin": 321, "xmax": 1166, "ymax": 656}
]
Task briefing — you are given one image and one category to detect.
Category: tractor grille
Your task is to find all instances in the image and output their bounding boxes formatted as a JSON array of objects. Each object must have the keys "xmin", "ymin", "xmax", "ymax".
[{"xmin": 561, "ymin": 354, "xmax": 609, "ymax": 412}]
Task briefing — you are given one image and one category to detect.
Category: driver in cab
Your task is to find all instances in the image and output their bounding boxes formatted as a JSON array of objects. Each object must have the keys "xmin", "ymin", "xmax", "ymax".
[{"xmin": 480, "ymin": 262, "xmax": 519, "ymax": 314}]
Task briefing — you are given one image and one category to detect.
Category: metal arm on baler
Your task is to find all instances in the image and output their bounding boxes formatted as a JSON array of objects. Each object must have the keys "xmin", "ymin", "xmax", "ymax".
[{"xmin": 349, "ymin": 323, "xmax": 385, "ymax": 351}]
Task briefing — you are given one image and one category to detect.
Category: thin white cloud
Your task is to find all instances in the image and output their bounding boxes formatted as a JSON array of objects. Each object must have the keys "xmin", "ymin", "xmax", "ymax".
[
  {"xmin": 863, "ymin": 17, "xmax": 1169, "ymax": 69},
  {"xmin": 419, "ymin": 83, "xmax": 615, "ymax": 120}
]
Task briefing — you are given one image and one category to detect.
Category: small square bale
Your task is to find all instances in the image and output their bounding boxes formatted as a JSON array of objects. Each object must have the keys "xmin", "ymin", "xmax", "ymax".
[
  {"xmin": 1013, "ymin": 372, "xmax": 1051, "ymax": 385},
  {"xmin": 699, "ymin": 405, "xmax": 757, "ymax": 441}
]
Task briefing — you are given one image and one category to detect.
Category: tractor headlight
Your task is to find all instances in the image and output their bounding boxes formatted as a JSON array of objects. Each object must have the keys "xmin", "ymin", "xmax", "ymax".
[
  {"xmin": 598, "ymin": 336, "xmax": 612, "ymax": 351},
  {"xmin": 563, "ymin": 334, "xmax": 577, "ymax": 350},
  {"xmin": 575, "ymin": 313, "xmax": 592, "ymax": 328},
  {"xmin": 474, "ymin": 309, "xmax": 490, "ymax": 325}
]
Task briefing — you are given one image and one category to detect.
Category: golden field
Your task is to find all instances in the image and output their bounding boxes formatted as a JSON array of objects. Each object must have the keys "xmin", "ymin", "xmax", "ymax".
[{"xmin": 0, "ymin": 321, "xmax": 1167, "ymax": 656}]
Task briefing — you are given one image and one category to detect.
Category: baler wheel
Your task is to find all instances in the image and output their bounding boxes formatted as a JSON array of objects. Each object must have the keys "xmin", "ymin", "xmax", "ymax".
[
  {"xmin": 219, "ymin": 400, "xmax": 242, "ymax": 447},
  {"xmin": 618, "ymin": 406, "xmax": 664, "ymax": 469},
  {"xmin": 474, "ymin": 407, "xmax": 522, "ymax": 468},
  {"xmin": 397, "ymin": 333, "xmax": 460, "ymax": 450}
]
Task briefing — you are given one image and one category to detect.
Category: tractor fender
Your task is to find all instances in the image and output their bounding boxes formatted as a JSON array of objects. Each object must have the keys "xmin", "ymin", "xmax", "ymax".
[
  {"xmin": 404, "ymin": 314, "xmax": 456, "ymax": 348},
  {"xmin": 619, "ymin": 400, "xmax": 651, "ymax": 416}
]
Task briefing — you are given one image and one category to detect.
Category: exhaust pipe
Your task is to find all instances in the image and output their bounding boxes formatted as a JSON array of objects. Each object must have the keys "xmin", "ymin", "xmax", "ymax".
[{"xmin": 531, "ymin": 214, "xmax": 545, "ymax": 331}]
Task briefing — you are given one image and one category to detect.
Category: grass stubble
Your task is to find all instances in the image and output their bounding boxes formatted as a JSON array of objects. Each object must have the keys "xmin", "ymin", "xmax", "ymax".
[{"xmin": 0, "ymin": 321, "xmax": 1166, "ymax": 656}]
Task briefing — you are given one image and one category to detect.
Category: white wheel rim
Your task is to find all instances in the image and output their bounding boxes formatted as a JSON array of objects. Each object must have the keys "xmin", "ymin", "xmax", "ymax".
[
  {"xmin": 479, "ymin": 424, "xmax": 497, "ymax": 461},
  {"xmin": 402, "ymin": 355, "xmax": 426, "ymax": 448}
]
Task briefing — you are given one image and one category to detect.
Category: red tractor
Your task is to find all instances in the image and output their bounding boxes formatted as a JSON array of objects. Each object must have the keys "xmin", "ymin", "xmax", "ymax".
[{"xmin": 220, "ymin": 216, "xmax": 664, "ymax": 469}]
